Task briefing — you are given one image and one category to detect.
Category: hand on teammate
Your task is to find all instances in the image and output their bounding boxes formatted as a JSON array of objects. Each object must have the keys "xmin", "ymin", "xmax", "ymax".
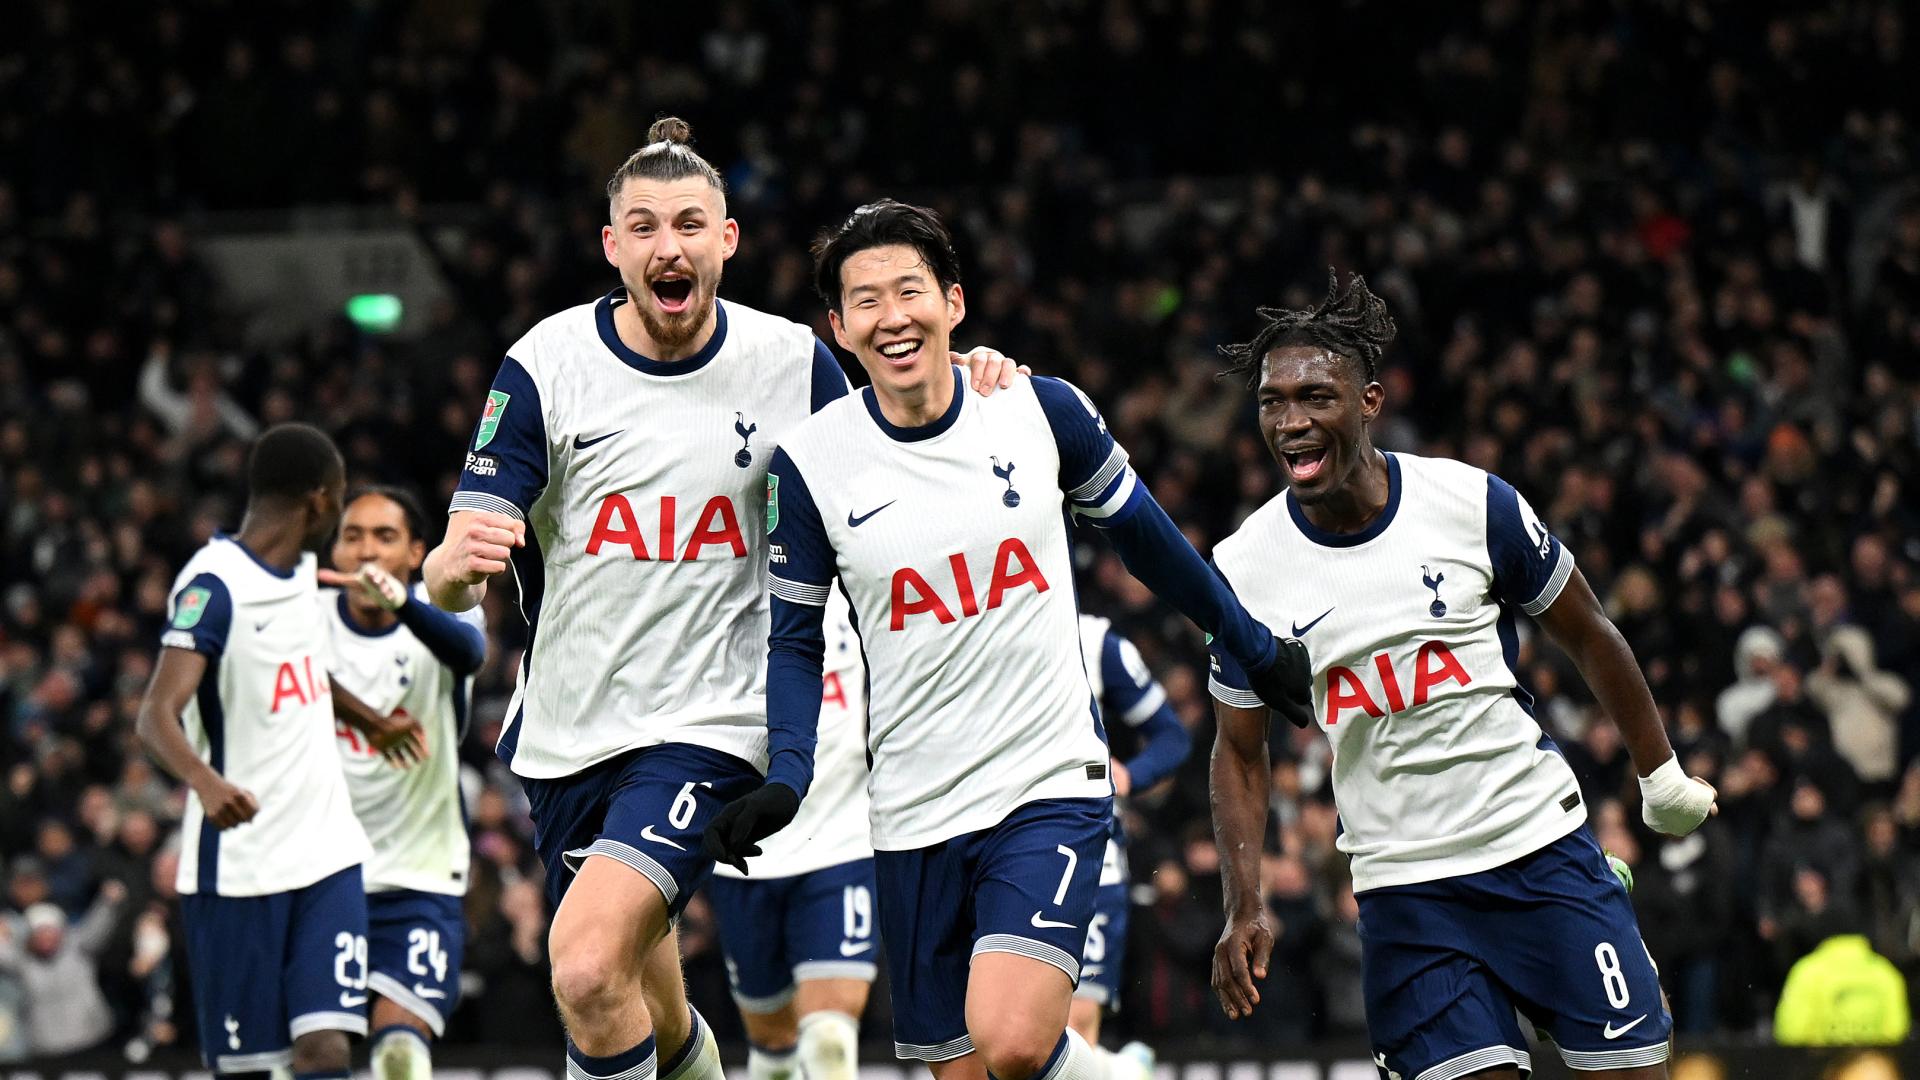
[
  {"xmin": 367, "ymin": 710, "xmax": 429, "ymax": 768},
  {"xmin": 1247, "ymin": 635, "xmax": 1315, "ymax": 729},
  {"xmin": 445, "ymin": 510, "xmax": 526, "ymax": 586},
  {"xmin": 1212, "ymin": 907, "xmax": 1275, "ymax": 1020},
  {"xmin": 957, "ymin": 346, "xmax": 1030, "ymax": 395},
  {"xmin": 318, "ymin": 564, "xmax": 409, "ymax": 610},
  {"xmin": 702, "ymin": 782, "xmax": 802, "ymax": 873},
  {"xmin": 194, "ymin": 774, "xmax": 260, "ymax": 829}
]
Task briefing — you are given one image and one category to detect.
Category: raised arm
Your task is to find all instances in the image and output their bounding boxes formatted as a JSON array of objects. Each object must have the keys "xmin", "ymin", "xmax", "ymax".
[
  {"xmin": 434, "ymin": 355, "xmax": 548, "ymax": 610},
  {"xmin": 1033, "ymin": 376, "xmax": 1311, "ymax": 725}
]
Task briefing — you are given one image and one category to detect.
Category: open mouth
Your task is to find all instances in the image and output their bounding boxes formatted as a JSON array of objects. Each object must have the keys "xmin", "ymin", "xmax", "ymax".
[
  {"xmin": 877, "ymin": 339, "xmax": 923, "ymax": 367},
  {"xmin": 649, "ymin": 276, "xmax": 695, "ymax": 314},
  {"xmin": 1282, "ymin": 446, "xmax": 1328, "ymax": 483}
]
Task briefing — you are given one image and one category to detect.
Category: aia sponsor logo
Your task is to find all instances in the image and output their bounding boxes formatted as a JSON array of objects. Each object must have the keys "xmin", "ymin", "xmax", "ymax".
[
  {"xmin": 584, "ymin": 494, "xmax": 748, "ymax": 561},
  {"xmin": 890, "ymin": 537, "xmax": 1048, "ymax": 630},
  {"xmin": 1322, "ymin": 640, "xmax": 1472, "ymax": 726}
]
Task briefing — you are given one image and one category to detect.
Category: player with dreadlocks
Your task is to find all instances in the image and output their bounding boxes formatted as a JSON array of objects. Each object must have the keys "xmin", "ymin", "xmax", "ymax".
[{"xmin": 1205, "ymin": 272, "xmax": 1716, "ymax": 1080}]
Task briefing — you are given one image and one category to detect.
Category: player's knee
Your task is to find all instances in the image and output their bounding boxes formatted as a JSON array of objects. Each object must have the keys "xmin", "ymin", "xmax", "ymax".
[
  {"xmin": 973, "ymin": 1028, "xmax": 1057, "ymax": 1080},
  {"xmin": 549, "ymin": 934, "xmax": 634, "ymax": 1020},
  {"xmin": 290, "ymin": 1029, "xmax": 351, "ymax": 1074}
]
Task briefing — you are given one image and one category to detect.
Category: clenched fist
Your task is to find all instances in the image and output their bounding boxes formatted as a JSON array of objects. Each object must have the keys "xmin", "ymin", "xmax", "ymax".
[{"xmin": 442, "ymin": 510, "xmax": 526, "ymax": 586}]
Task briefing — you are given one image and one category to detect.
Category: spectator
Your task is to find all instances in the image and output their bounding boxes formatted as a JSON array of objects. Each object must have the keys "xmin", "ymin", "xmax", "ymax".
[
  {"xmin": 1718, "ymin": 627, "xmax": 1787, "ymax": 749},
  {"xmin": 1774, "ymin": 924, "xmax": 1910, "ymax": 1046},
  {"xmin": 0, "ymin": 881, "xmax": 126, "ymax": 1057},
  {"xmin": 1807, "ymin": 626, "xmax": 1912, "ymax": 793}
]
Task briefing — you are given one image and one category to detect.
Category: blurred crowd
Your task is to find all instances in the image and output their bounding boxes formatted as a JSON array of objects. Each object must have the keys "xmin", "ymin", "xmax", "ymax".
[{"xmin": 4, "ymin": 0, "xmax": 1920, "ymax": 1061}]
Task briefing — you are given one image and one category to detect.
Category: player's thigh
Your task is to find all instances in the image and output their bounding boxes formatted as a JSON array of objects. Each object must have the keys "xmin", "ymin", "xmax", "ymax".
[
  {"xmin": 874, "ymin": 843, "xmax": 976, "ymax": 1062},
  {"xmin": 711, "ymin": 873, "xmax": 800, "ymax": 1016},
  {"xmin": 182, "ymin": 890, "xmax": 295, "ymax": 1072},
  {"xmin": 549, "ymin": 852, "xmax": 673, "ymax": 999},
  {"xmin": 365, "ymin": 890, "xmax": 464, "ymax": 1038},
  {"xmin": 965, "ymin": 952, "xmax": 1074, "ymax": 1073},
  {"xmin": 1485, "ymin": 830, "xmax": 1672, "ymax": 1072},
  {"xmin": 789, "ymin": 859, "xmax": 880, "ymax": 990},
  {"xmin": 284, "ymin": 866, "xmax": 372, "ymax": 1043},
  {"xmin": 1357, "ymin": 884, "xmax": 1530, "ymax": 1080}
]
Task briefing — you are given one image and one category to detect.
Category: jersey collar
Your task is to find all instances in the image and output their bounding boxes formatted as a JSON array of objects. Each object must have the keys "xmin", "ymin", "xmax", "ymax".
[
  {"xmin": 216, "ymin": 532, "xmax": 297, "ymax": 579},
  {"xmin": 862, "ymin": 366, "xmax": 964, "ymax": 443},
  {"xmin": 595, "ymin": 288, "xmax": 729, "ymax": 376},
  {"xmin": 1285, "ymin": 452, "xmax": 1402, "ymax": 548}
]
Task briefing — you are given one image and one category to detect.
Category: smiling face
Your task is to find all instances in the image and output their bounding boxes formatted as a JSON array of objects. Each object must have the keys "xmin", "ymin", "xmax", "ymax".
[
  {"xmin": 1256, "ymin": 344, "xmax": 1384, "ymax": 504},
  {"xmin": 602, "ymin": 176, "xmax": 739, "ymax": 351},
  {"xmin": 331, "ymin": 492, "xmax": 425, "ymax": 583},
  {"xmin": 828, "ymin": 243, "xmax": 965, "ymax": 396}
]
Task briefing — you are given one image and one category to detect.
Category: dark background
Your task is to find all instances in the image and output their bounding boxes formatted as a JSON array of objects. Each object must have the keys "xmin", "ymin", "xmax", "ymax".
[{"xmin": 2, "ymin": 0, "xmax": 1918, "ymax": 1062}]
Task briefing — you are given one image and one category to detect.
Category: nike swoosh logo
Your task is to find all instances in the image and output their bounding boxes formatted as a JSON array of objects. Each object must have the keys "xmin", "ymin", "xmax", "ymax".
[
  {"xmin": 1602, "ymin": 1015, "xmax": 1647, "ymax": 1039},
  {"xmin": 838, "ymin": 940, "xmax": 873, "ymax": 957},
  {"xmin": 573, "ymin": 430, "xmax": 623, "ymax": 450},
  {"xmin": 847, "ymin": 501, "xmax": 896, "ymax": 528},
  {"xmin": 414, "ymin": 983, "xmax": 447, "ymax": 1000},
  {"xmin": 640, "ymin": 825, "xmax": 685, "ymax": 850},
  {"xmin": 1291, "ymin": 606, "xmax": 1334, "ymax": 637},
  {"xmin": 1030, "ymin": 912, "xmax": 1076, "ymax": 930},
  {"xmin": 339, "ymin": 992, "xmax": 367, "ymax": 1008},
  {"xmin": 254, "ymin": 620, "xmax": 273, "ymax": 632}
]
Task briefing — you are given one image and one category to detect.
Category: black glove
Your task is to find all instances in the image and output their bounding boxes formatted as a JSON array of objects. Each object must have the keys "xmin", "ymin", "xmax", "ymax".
[
  {"xmin": 701, "ymin": 783, "xmax": 802, "ymax": 874},
  {"xmin": 1245, "ymin": 636, "xmax": 1314, "ymax": 729}
]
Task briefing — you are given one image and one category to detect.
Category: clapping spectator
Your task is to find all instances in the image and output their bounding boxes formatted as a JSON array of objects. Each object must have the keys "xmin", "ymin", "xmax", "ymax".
[{"xmin": 0, "ymin": 880, "xmax": 126, "ymax": 1057}]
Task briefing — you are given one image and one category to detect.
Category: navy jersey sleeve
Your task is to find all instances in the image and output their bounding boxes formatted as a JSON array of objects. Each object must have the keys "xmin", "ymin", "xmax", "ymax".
[
  {"xmin": 1101, "ymin": 632, "xmax": 1168, "ymax": 726},
  {"xmin": 763, "ymin": 447, "xmax": 835, "ymax": 796},
  {"xmin": 811, "ymin": 338, "xmax": 852, "ymax": 413},
  {"xmin": 159, "ymin": 573, "xmax": 232, "ymax": 657},
  {"xmin": 1103, "ymin": 631, "xmax": 1189, "ymax": 790},
  {"xmin": 450, "ymin": 356, "xmax": 548, "ymax": 521},
  {"xmin": 1205, "ymin": 562, "xmax": 1265, "ymax": 710},
  {"xmin": 1031, "ymin": 376, "xmax": 1144, "ymax": 527},
  {"xmin": 1486, "ymin": 473, "xmax": 1574, "ymax": 616},
  {"xmin": 396, "ymin": 594, "xmax": 489, "ymax": 675}
]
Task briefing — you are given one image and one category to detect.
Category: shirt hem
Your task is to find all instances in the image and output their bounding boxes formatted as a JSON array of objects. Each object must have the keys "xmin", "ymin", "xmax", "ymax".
[
  {"xmin": 1349, "ymin": 808, "xmax": 1586, "ymax": 893},
  {"xmin": 870, "ymin": 776, "xmax": 1112, "ymax": 851}
]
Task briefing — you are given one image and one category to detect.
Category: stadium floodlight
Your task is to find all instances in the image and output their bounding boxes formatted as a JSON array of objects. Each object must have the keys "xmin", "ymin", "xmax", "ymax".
[{"xmin": 345, "ymin": 293, "xmax": 404, "ymax": 333}]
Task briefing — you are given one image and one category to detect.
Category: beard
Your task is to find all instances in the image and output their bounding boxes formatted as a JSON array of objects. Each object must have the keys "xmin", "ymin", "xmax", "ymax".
[{"xmin": 633, "ymin": 269, "xmax": 723, "ymax": 352}]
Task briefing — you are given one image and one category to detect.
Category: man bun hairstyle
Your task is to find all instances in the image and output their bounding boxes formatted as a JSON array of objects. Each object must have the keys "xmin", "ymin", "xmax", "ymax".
[
  {"xmin": 810, "ymin": 198, "xmax": 963, "ymax": 312},
  {"xmin": 606, "ymin": 116, "xmax": 726, "ymax": 210},
  {"xmin": 248, "ymin": 423, "xmax": 344, "ymax": 502},
  {"xmin": 1219, "ymin": 269, "xmax": 1398, "ymax": 386}
]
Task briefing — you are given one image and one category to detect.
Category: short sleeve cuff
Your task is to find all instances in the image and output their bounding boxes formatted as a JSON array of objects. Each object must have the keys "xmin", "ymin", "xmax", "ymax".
[
  {"xmin": 1068, "ymin": 444, "xmax": 1130, "ymax": 503},
  {"xmin": 1209, "ymin": 675, "xmax": 1264, "ymax": 709},
  {"xmin": 449, "ymin": 491, "xmax": 526, "ymax": 521},
  {"xmin": 1122, "ymin": 684, "xmax": 1169, "ymax": 725},
  {"xmin": 769, "ymin": 575, "xmax": 832, "ymax": 606},
  {"xmin": 1520, "ymin": 546, "xmax": 1575, "ymax": 616},
  {"xmin": 161, "ymin": 629, "xmax": 204, "ymax": 653}
]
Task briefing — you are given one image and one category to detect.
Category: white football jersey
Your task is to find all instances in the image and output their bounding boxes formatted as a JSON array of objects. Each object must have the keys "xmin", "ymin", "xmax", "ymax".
[
  {"xmin": 769, "ymin": 371, "xmax": 1136, "ymax": 850},
  {"xmin": 162, "ymin": 537, "xmax": 371, "ymax": 897},
  {"xmin": 451, "ymin": 291, "xmax": 848, "ymax": 779},
  {"xmin": 322, "ymin": 584, "xmax": 484, "ymax": 895},
  {"xmin": 712, "ymin": 589, "xmax": 872, "ymax": 879},
  {"xmin": 1209, "ymin": 452, "xmax": 1585, "ymax": 892}
]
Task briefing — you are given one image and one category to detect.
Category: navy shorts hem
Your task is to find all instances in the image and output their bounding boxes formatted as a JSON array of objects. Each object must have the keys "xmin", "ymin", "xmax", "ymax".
[
  {"xmin": 895, "ymin": 1034, "xmax": 975, "ymax": 1062},
  {"xmin": 1414, "ymin": 1045, "xmax": 1531, "ymax": 1080}
]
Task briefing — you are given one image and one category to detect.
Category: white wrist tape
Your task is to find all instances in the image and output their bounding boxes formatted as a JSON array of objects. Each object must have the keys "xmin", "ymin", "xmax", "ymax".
[{"xmin": 1639, "ymin": 755, "xmax": 1712, "ymax": 836}]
